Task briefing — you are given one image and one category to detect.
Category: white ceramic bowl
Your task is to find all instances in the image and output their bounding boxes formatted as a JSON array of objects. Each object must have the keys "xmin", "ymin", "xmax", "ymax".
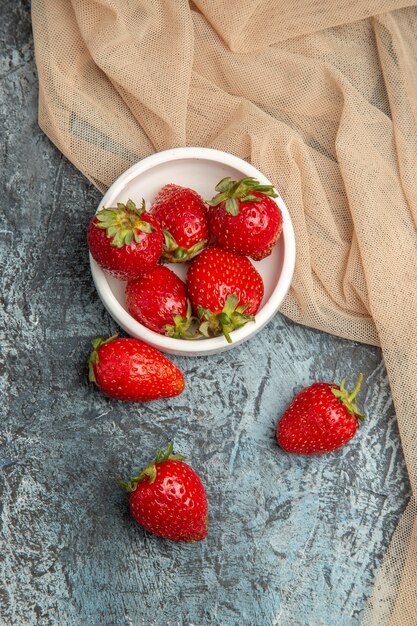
[{"xmin": 89, "ymin": 147, "xmax": 296, "ymax": 356}]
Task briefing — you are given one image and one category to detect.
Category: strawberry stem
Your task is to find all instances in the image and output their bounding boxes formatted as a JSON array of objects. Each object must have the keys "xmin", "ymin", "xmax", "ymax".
[
  {"xmin": 207, "ymin": 177, "xmax": 278, "ymax": 215},
  {"xmin": 94, "ymin": 199, "xmax": 155, "ymax": 247},
  {"xmin": 331, "ymin": 373, "xmax": 366, "ymax": 422},
  {"xmin": 164, "ymin": 300, "xmax": 201, "ymax": 340},
  {"xmin": 162, "ymin": 230, "xmax": 207, "ymax": 263},
  {"xmin": 347, "ymin": 373, "xmax": 363, "ymax": 403},
  {"xmin": 117, "ymin": 443, "xmax": 186, "ymax": 492},
  {"xmin": 197, "ymin": 294, "xmax": 255, "ymax": 343}
]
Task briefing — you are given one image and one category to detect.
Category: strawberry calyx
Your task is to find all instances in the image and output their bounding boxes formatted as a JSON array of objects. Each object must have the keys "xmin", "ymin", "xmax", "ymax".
[
  {"xmin": 88, "ymin": 335, "xmax": 118, "ymax": 383},
  {"xmin": 198, "ymin": 294, "xmax": 255, "ymax": 344},
  {"xmin": 117, "ymin": 442, "xmax": 186, "ymax": 492},
  {"xmin": 164, "ymin": 300, "xmax": 201, "ymax": 340},
  {"xmin": 94, "ymin": 199, "xmax": 156, "ymax": 248},
  {"xmin": 331, "ymin": 373, "xmax": 366, "ymax": 422},
  {"xmin": 207, "ymin": 177, "xmax": 278, "ymax": 216},
  {"xmin": 162, "ymin": 230, "xmax": 207, "ymax": 263}
]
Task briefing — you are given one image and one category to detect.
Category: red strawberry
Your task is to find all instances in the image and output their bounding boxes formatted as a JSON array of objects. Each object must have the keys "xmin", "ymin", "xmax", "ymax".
[
  {"xmin": 88, "ymin": 336, "xmax": 184, "ymax": 401},
  {"xmin": 207, "ymin": 177, "xmax": 283, "ymax": 260},
  {"xmin": 126, "ymin": 266, "xmax": 197, "ymax": 338},
  {"xmin": 118, "ymin": 443, "xmax": 208, "ymax": 542},
  {"xmin": 187, "ymin": 246, "xmax": 264, "ymax": 343},
  {"xmin": 151, "ymin": 184, "xmax": 209, "ymax": 262},
  {"xmin": 87, "ymin": 199, "xmax": 163, "ymax": 280},
  {"xmin": 276, "ymin": 374, "xmax": 366, "ymax": 454}
]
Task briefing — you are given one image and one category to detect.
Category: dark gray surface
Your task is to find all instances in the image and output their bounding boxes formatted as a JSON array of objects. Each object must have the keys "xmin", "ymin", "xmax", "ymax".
[{"xmin": 0, "ymin": 3, "xmax": 411, "ymax": 625}]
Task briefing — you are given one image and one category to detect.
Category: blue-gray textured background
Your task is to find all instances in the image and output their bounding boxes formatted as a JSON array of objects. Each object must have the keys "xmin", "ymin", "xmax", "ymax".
[{"xmin": 0, "ymin": 2, "xmax": 411, "ymax": 625}]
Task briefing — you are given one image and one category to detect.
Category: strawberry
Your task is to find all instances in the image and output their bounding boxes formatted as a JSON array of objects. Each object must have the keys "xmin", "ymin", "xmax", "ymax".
[
  {"xmin": 207, "ymin": 177, "xmax": 283, "ymax": 260},
  {"xmin": 87, "ymin": 199, "xmax": 163, "ymax": 280},
  {"xmin": 150, "ymin": 184, "xmax": 209, "ymax": 262},
  {"xmin": 117, "ymin": 442, "xmax": 208, "ymax": 542},
  {"xmin": 187, "ymin": 246, "xmax": 264, "ymax": 343},
  {"xmin": 276, "ymin": 374, "xmax": 366, "ymax": 454},
  {"xmin": 125, "ymin": 266, "xmax": 197, "ymax": 338},
  {"xmin": 88, "ymin": 336, "xmax": 184, "ymax": 401}
]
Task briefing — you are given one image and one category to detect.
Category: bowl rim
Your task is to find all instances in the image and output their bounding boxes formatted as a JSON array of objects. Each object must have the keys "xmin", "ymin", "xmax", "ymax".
[{"xmin": 89, "ymin": 147, "xmax": 296, "ymax": 355}]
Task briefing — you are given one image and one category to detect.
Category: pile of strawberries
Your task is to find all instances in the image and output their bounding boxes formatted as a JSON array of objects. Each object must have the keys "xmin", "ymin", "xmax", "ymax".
[
  {"xmin": 88, "ymin": 176, "xmax": 283, "ymax": 343},
  {"xmin": 86, "ymin": 176, "xmax": 366, "ymax": 544}
]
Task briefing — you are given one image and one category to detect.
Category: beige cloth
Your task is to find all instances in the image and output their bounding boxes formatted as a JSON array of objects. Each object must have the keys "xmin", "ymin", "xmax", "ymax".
[{"xmin": 32, "ymin": 1, "xmax": 417, "ymax": 623}]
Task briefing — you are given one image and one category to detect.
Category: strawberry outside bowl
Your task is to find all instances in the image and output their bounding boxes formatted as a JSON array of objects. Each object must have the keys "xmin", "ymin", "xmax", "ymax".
[{"xmin": 89, "ymin": 147, "xmax": 296, "ymax": 356}]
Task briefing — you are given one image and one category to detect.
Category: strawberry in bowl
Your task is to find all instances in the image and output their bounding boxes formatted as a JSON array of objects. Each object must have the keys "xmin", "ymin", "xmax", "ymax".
[
  {"xmin": 187, "ymin": 246, "xmax": 264, "ymax": 343},
  {"xmin": 126, "ymin": 266, "xmax": 198, "ymax": 339},
  {"xmin": 151, "ymin": 184, "xmax": 209, "ymax": 263},
  {"xmin": 87, "ymin": 199, "xmax": 163, "ymax": 280},
  {"xmin": 207, "ymin": 176, "xmax": 283, "ymax": 260}
]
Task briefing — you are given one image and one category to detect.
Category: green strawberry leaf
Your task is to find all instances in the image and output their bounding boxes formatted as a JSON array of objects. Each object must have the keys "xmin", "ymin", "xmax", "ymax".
[
  {"xmin": 117, "ymin": 443, "xmax": 186, "ymax": 493},
  {"xmin": 225, "ymin": 198, "xmax": 239, "ymax": 215},
  {"xmin": 214, "ymin": 177, "xmax": 233, "ymax": 193}
]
